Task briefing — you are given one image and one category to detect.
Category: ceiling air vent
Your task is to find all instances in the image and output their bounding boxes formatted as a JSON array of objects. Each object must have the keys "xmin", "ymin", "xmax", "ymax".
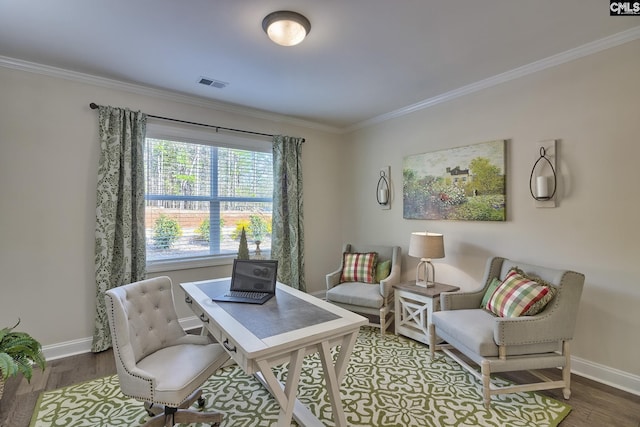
[{"xmin": 198, "ymin": 76, "xmax": 229, "ymax": 89}]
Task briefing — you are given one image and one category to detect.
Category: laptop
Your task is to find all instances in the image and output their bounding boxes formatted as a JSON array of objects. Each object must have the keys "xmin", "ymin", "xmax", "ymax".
[{"xmin": 211, "ymin": 259, "xmax": 278, "ymax": 304}]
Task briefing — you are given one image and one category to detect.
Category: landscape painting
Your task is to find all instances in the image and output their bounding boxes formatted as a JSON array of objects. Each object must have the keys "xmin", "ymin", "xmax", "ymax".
[{"xmin": 403, "ymin": 140, "xmax": 506, "ymax": 221}]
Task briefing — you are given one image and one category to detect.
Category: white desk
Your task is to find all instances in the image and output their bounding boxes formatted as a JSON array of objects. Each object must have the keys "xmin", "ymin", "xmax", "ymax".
[{"xmin": 180, "ymin": 278, "xmax": 368, "ymax": 427}]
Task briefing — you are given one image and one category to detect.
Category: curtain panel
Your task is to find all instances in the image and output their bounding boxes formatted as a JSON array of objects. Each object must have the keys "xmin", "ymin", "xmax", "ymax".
[
  {"xmin": 92, "ymin": 106, "xmax": 147, "ymax": 353},
  {"xmin": 271, "ymin": 136, "xmax": 305, "ymax": 291}
]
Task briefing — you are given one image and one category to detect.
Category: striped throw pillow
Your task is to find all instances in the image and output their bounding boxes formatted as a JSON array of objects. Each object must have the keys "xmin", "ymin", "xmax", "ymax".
[
  {"xmin": 486, "ymin": 269, "xmax": 552, "ymax": 317},
  {"xmin": 340, "ymin": 252, "xmax": 378, "ymax": 284}
]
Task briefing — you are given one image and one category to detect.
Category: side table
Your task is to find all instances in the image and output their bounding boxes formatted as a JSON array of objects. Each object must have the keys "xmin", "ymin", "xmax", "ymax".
[{"xmin": 394, "ymin": 281, "xmax": 460, "ymax": 345}]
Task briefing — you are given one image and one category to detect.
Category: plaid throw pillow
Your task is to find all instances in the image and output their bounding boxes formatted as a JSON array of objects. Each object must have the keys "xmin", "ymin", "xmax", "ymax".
[
  {"xmin": 486, "ymin": 268, "xmax": 552, "ymax": 317},
  {"xmin": 340, "ymin": 252, "xmax": 378, "ymax": 284}
]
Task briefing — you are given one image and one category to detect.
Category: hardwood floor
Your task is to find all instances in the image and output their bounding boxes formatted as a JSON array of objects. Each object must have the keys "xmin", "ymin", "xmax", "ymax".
[
  {"xmin": 501, "ymin": 370, "xmax": 640, "ymax": 427},
  {"xmin": 1, "ymin": 349, "xmax": 638, "ymax": 427},
  {"xmin": 0, "ymin": 350, "xmax": 116, "ymax": 427}
]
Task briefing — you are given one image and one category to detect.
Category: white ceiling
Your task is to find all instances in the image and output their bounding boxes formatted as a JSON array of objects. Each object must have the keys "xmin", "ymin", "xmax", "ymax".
[{"xmin": 1, "ymin": 1, "xmax": 639, "ymax": 130}]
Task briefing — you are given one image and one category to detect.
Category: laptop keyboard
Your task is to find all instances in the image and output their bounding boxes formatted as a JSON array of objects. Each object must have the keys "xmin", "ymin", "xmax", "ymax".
[{"xmin": 225, "ymin": 290, "xmax": 269, "ymax": 300}]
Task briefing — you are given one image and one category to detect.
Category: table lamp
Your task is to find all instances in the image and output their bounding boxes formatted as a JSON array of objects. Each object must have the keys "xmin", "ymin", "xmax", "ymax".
[{"xmin": 408, "ymin": 231, "xmax": 445, "ymax": 287}]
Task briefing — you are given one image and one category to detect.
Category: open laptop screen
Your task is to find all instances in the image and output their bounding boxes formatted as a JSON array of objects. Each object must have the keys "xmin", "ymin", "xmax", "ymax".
[{"xmin": 230, "ymin": 259, "xmax": 278, "ymax": 293}]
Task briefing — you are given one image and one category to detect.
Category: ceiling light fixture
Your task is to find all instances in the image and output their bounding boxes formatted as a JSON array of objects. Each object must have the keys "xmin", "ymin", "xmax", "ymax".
[{"xmin": 262, "ymin": 10, "xmax": 311, "ymax": 47}]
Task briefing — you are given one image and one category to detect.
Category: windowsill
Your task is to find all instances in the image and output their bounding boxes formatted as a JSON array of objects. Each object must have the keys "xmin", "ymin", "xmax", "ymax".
[
  {"xmin": 147, "ymin": 255, "xmax": 234, "ymax": 273},
  {"xmin": 146, "ymin": 251, "xmax": 272, "ymax": 273}
]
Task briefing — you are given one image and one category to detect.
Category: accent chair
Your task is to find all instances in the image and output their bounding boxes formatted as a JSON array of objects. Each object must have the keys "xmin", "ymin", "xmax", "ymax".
[
  {"xmin": 326, "ymin": 244, "xmax": 401, "ymax": 335},
  {"xmin": 430, "ymin": 256, "xmax": 584, "ymax": 408}
]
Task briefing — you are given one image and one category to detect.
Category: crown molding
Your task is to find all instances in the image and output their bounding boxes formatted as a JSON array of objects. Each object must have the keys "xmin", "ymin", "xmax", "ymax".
[
  {"xmin": 0, "ymin": 55, "xmax": 341, "ymax": 135},
  {"xmin": 2, "ymin": 25, "xmax": 640, "ymax": 135},
  {"xmin": 348, "ymin": 25, "xmax": 640, "ymax": 132}
]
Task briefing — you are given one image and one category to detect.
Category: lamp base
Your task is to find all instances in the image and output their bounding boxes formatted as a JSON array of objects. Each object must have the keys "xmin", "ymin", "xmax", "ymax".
[
  {"xmin": 415, "ymin": 280, "xmax": 435, "ymax": 288},
  {"xmin": 415, "ymin": 259, "xmax": 436, "ymax": 288}
]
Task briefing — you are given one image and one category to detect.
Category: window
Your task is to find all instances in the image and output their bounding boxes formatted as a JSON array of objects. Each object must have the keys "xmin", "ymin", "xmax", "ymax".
[{"xmin": 144, "ymin": 128, "xmax": 273, "ymax": 266}]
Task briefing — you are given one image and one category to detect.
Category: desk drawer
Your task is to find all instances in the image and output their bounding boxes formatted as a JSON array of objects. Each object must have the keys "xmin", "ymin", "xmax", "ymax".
[
  {"xmin": 219, "ymin": 332, "xmax": 249, "ymax": 372},
  {"xmin": 184, "ymin": 297, "xmax": 211, "ymax": 330},
  {"xmin": 183, "ymin": 293, "xmax": 254, "ymax": 372},
  {"xmin": 184, "ymin": 297, "xmax": 226, "ymax": 346}
]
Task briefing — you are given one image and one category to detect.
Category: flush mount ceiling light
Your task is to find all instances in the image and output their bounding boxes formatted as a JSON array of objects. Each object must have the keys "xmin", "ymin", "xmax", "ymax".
[{"xmin": 262, "ymin": 10, "xmax": 311, "ymax": 46}]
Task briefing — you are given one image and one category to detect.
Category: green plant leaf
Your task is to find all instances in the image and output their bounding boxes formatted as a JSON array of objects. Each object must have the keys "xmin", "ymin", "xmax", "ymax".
[
  {"xmin": 0, "ymin": 319, "xmax": 46, "ymax": 381},
  {"xmin": 0, "ymin": 352, "xmax": 19, "ymax": 380}
]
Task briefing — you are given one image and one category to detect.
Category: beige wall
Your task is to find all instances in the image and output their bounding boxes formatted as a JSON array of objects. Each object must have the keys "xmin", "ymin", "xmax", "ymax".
[
  {"xmin": 342, "ymin": 40, "xmax": 640, "ymax": 383},
  {"xmin": 1, "ymin": 38, "xmax": 639, "ymax": 393},
  {"xmin": 0, "ymin": 66, "xmax": 345, "ymax": 345}
]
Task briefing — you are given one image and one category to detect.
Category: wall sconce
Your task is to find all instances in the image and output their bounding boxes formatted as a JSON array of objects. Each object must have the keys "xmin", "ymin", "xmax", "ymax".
[
  {"xmin": 408, "ymin": 231, "xmax": 445, "ymax": 287},
  {"xmin": 529, "ymin": 140, "xmax": 557, "ymax": 208},
  {"xmin": 377, "ymin": 166, "xmax": 391, "ymax": 210}
]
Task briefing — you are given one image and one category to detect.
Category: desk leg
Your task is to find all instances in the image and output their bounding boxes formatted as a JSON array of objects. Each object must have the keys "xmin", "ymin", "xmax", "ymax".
[
  {"xmin": 254, "ymin": 331, "xmax": 358, "ymax": 427},
  {"xmin": 333, "ymin": 331, "xmax": 358, "ymax": 384},
  {"xmin": 319, "ymin": 341, "xmax": 344, "ymax": 424},
  {"xmin": 312, "ymin": 332, "xmax": 358, "ymax": 427},
  {"xmin": 256, "ymin": 349, "xmax": 307, "ymax": 427}
]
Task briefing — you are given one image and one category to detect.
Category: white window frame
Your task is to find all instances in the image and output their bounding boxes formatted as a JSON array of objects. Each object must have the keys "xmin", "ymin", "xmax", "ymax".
[{"xmin": 145, "ymin": 122, "xmax": 272, "ymax": 273}]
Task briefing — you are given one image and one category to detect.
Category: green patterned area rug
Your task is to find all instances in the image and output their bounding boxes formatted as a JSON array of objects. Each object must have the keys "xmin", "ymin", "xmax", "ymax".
[{"xmin": 30, "ymin": 327, "xmax": 570, "ymax": 427}]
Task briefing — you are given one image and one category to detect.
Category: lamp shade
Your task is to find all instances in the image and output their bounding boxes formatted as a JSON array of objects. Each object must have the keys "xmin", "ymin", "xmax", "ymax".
[
  {"xmin": 408, "ymin": 232, "xmax": 445, "ymax": 259},
  {"xmin": 262, "ymin": 11, "xmax": 311, "ymax": 46}
]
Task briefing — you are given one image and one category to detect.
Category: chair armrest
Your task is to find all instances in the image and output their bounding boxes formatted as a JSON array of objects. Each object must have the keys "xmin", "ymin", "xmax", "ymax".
[
  {"xmin": 111, "ymin": 342, "xmax": 156, "ymax": 398},
  {"xmin": 380, "ymin": 259, "xmax": 401, "ymax": 298},
  {"xmin": 326, "ymin": 268, "xmax": 342, "ymax": 290},
  {"xmin": 441, "ymin": 289, "xmax": 485, "ymax": 310},
  {"xmin": 441, "ymin": 257, "xmax": 504, "ymax": 310},
  {"xmin": 495, "ymin": 270, "xmax": 585, "ymax": 346},
  {"xmin": 495, "ymin": 313, "xmax": 570, "ymax": 346}
]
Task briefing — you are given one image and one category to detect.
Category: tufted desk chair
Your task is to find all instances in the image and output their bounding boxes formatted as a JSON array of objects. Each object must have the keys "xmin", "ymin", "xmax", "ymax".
[{"xmin": 105, "ymin": 276, "xmax": 230, "ymax": 427}]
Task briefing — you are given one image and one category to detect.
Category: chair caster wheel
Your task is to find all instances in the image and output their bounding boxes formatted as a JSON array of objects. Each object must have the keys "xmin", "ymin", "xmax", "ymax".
[{"xmin": 197, "ymin": 396, "xmax": 206, "ymax": 408}]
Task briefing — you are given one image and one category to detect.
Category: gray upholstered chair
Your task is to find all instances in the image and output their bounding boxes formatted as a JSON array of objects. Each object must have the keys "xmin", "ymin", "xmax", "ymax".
[
  {"xmin": 105, "ymin": 276, "xmax": 230, "ymax": 427},
  {"xmin": 429, "ymin": 257, "xmax": 585, "ymax": 408},
  {"xmin": 326, "ymin": 244, "xmax": 401, "ymax": 335}
]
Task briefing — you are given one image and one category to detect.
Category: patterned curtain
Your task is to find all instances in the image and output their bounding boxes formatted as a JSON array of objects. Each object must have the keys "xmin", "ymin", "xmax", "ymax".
[
  {"xmin": 271, "ymin": 136, "xmax": 305, "ymax": 291},
  {"xmin": 92, "ymin": 106, "xmax": 147, "ymax": 352}
]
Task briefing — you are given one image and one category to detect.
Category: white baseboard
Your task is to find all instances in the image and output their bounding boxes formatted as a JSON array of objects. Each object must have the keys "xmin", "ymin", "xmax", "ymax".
[
  {"xmin": 42, "ymin": 336, "xmax": 94, "ymax": 361},
  {"xmin": 571, "ymin": 355, "xmax": 640, "ymax": 396},
  {"xmin": 42, "ymin": 317, "xmax": 202, "ymax": 361},
  {"xmin": 41, "ymin": 316, "xmax": 640, "ymax": 398}
]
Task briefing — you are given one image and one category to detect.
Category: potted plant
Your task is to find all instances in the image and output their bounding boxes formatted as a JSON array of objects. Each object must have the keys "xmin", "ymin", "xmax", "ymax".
[{"xmin": 0, "ymin": 319, "xmax": 46, "ymax": 399}]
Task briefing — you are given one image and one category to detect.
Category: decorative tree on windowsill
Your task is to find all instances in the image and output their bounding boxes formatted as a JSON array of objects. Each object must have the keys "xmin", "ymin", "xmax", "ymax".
[
  {"xmin": 0, "ymin": 319, "xmax": 46, "ymax": 398},
  {"xmin": 237, "ymin": 227, "xmax": 250, "ymax": 260}
]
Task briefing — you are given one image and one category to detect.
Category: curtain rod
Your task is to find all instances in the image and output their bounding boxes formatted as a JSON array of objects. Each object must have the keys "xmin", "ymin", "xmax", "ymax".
[{"xmin": 89, "ymin": 103, "xmax": 305, "ymax": 143}]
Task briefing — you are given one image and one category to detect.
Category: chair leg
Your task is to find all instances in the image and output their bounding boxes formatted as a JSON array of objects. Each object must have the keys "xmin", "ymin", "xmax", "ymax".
[
  {"xmin": 379, "ymin": 307, "xmax": 387, "ymax": 335},
  {"xmin": 143, "ymin": 389, "xmax": 204, "ymax": 416},
  {"xmin": 142, "ymin": 413, "xmax": 169, "ymax": 427},
  {"xmin": 142, "ymin": 406, "xmax": 223, "ymax": 427},
  {"xmin": 177, "ymin": 389, "xmax": 202, "ymax": 409},
  {"xmin": 144, "ymin": 402, "xmax": 164, "ymax": 417},
  {"xmin": 429, "ymin": 324, "xmax": 436, "ymax": 359},
  {"xmin": 562, "ymin": 340, "xmax": 572, "ymax": 399},
  {"xmin": 173, "ymin": 409, "xmax": 223, "ymax": 426},
  {"xmin": 141, "ymin": 389, "xmax": 223, "ymax": 427},
  {"xmin": 481, "ymin": 360, "xmax": 491, "ymax": 409}
]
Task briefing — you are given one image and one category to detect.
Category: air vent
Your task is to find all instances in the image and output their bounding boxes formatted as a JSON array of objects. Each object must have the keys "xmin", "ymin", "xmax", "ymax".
[{"xmin": 198, "ymin": 76, "xmax": 229, "ymax": 89}]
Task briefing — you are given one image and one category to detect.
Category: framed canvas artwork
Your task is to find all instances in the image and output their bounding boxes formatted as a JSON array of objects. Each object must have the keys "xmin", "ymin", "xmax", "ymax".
[{"xmin": 403, "ymin": 140, "xmax": 506, "ymax": 221}]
